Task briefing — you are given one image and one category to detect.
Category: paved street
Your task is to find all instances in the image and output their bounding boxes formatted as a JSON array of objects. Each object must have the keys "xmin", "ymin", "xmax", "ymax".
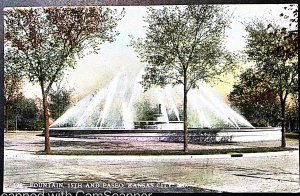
[{"xmin": 3, "ymin": 132, "xmax": 300, "ymax": 193}]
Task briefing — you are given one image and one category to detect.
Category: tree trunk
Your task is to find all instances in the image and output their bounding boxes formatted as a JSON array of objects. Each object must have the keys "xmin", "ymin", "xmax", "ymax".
[
  {"xmin": 42, "ymin": 94, "xmax": 51, "ymax": 154},
  {"xmin": 183, "ymin": 71, "xmax": 188, "ymax": 153},
  {"xmin": 280, "ymin": 101, "xmax": 286, "ymax": 147}
]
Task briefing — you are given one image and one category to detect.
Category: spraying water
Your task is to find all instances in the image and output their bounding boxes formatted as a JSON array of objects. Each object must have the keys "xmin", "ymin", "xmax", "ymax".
[
  {"xmin": 165, "ymin": 85, "xmax": 180, "ymax": 121},
  {"xmin": 97, "ymin": 73, "xmax": 122, "ymax": 127},
  {"xmin": 50, "ymin": 67, "xmax": 254, "ymax": 129}
]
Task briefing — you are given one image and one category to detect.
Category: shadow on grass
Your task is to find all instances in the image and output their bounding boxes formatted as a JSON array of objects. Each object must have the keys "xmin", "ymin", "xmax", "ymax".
[
  {"xmin": 36, "ymin": 147, "xmax": 297, "ymax": 156},
  {"xmin": 286, "ymin": 132, "xmax": 299, "ymax": 139},
  {"xmin": 51, "ymin": 140, "xmax": 133, "ymax": 150}
]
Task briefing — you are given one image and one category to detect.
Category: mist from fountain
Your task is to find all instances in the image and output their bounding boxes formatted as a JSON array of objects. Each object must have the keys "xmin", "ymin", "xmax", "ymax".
[
  {"xmin": 122, "ymin": 69, "xmax": 144, "ymax": 129},
  {"xmin": 190, "ymin": 89, "xmax": 237, "ymax": 128},
  {"xmin": 165, "ymin": 86, "xmax": 180, "ymax": 121},
  {"xmin": 75, "ymin": 88, "xmax": 105, "ymax": 127},
  {"xmin": 50, "ymin": 67, "xmax": 254, "ymax": 129},
  {"xmin": 97, "ymin": 73, "xmax": 121, "ymax": 127}
]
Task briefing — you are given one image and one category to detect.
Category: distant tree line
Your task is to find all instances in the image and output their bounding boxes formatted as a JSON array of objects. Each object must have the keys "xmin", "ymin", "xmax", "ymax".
[
  {"xmin": 228, "ymin": 67, "xmax": 298, "ymax": 132},
  {"xmin": 4, "ymin": 72, "xmax": 73, "ymax": 131}
]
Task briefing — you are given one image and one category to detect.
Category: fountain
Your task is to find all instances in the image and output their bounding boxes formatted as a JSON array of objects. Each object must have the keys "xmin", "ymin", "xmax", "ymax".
[{"xmin": 49, "ymin": 67, "xmax": 281, "ymax": 142}]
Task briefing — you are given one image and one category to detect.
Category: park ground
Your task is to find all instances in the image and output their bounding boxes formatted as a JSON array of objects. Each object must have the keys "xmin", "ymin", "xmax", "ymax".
[{"xmin": 3, "ymin": 131, "xmax": 300, "ymax": 193}]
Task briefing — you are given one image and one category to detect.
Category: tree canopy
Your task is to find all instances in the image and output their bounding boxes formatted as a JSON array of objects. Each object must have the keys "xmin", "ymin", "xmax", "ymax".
[
  {"xmin": 244, "ymin": 18, "xmax": 298, "ymax": 147},
  {"xmin": 4, "ymin": 50, "xmax": 24, "ymax": 131},
  {"xmin": 49, "ymin": 83, "xmax": 73, "ymax": 121},
  {"xmin": 228, "ymin": 68, "xmax": 281, "ymax": 127},
  {"xmin": 4, "ymin": 6, "xmax": 124, "ymax": 153},
  {"xmin": 5, "ymin": 7, "xmax": 124, "ymax": 94},
  {"xmin": 132, "ymin": 5, "xmax": 235, "ymax": 90},
  {"xmin": 131, "ymin": 5, "xmax": 236, "ymax": 152}
]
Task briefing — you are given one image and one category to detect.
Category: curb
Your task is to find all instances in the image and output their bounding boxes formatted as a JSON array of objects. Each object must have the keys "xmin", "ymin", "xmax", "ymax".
[
  {"xmin": 5, "ymin": 149, "xmax": 298, "ymax": 160},
  {"xmin": 27, "ymin": 150, "xmax": 300, "ymax": 160}
]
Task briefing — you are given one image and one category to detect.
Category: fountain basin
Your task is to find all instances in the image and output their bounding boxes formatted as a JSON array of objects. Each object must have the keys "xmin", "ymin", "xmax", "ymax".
[
  {"xmin": 48, "ymin": 127, "xmax": 281, "ymax": 143},
  {"xmin": 133, "ymin": 121, "xmax": 183, "ymax": 130}
]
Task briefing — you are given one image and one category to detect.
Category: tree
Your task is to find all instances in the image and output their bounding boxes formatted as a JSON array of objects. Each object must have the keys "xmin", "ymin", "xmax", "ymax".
[
  {"xmin": 228, "ymin": 68, "xmax": 281, "ymax": 127},
  {"xmin": 131, "ymin": 5, "xmax": 236, "ymax": 152},
  {"xmin": 244, "ymin": 20, "xmax": 298, "ymax": 147},
  {"xmin": 279, "ymin": 4, "xmax": 299, "ymax": 133},
  {"xmin": 13, "ymin": 96, "xmax": 41, "ymax": 131},
  {"xmin": 285, "ymin": 96, "xmax": 299, "ymax": 132},
  {"xmin": 4, "ymin": 50, "xmax": 23, "ymax": 131},
  {"xmin": 134, "ymin": 100, "xmax": 157, "ymax": 121},
  {"xmin": 4, "ymin": 7, "xmax": 124, "ymax": 153},
  {"xmin": 49, "ymin": 82, "xmax": 73, "ymax": 121}
]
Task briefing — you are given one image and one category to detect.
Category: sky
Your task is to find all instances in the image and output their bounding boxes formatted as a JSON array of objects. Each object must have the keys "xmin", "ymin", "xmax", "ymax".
[{"xmin": 22, "ymin": 4, "xmax": 294, "ymax": 101}]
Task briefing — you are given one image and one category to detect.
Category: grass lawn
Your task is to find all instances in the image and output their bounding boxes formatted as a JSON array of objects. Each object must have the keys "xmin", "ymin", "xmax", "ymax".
[
  {"xmin": 5, "ymin": 130, "xmax": 298, "ymax": 156},
  {"xmin": 286, "ymin": 132, "xmax": 299, "ymax": 142},
  {"xmin": 286, "ymin": 132, "xmax": 299, "ymax": 138}
]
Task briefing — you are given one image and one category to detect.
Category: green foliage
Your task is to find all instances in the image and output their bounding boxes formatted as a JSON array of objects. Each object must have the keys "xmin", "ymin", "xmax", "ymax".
[
  {"xmin": 4, "ymin": 7, "xmax": 124, "ymax": 94},
  {"xmin": 4, "ymin": 50, "xmax": 24, "ymax": 131},
  {"xmin": 101, "ymin": 109, "xmax": 123, "ymax": 128},
  {"xmin": 134, "ymin": 101, "xmax": 157, "ymax": 121},
  {"xmin": 49, "ymin": 85, "xmax": 73, "ymax": 120},
  {"xmin": 15, "ymin": 98, "xmax": 37, "ymax": 119},
  {"xmin": 228, "ymin": 68, "xmax": 281, "ymax": 127},
  {"xmin": 130, "ymin": 5, "xmax": 236, "ymax": 151},
  {"xmin": 244, "ymin": 14, "xmax": 298, "ymax": 146},
  {"xmin": 5, "ymin": 51, "xmax": 44, "ymax": 131},
  {"xmin": 187, "ymin": 112, "xmax": 200, "ymax": 128},
  {"xmin": 4, "ymin": 7, "xmax": 124, "ymax": 152},
  {"xmin": 7, "ymin": 97, "xmax": 42, "ymax": 130},
  {"xmin": 130, "ymin": 5, "xmax": 236, "ymax": 91},
  {"xmin": 167, "ymin": 109, "xmax": 178, "ymax": 121},
  {"xmin": 4, "ymin": 49, "xmax": 23, "ymax": 103},
  {"xmin": 245, "ymin": 21, "xmax": 298, "ymax": 96},
  {"xmin": 285, "ymin": 95, "xmax": 299, "ymax": 132},
  {"xmin": 244, "ymin": 20, "xmax": 298, "ymax": 112}
]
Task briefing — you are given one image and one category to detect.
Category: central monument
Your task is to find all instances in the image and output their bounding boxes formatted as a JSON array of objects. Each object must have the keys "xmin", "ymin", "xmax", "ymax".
[{"xmin": 133, "ymin": 104, "xmax": 183, "ymax": 130}]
